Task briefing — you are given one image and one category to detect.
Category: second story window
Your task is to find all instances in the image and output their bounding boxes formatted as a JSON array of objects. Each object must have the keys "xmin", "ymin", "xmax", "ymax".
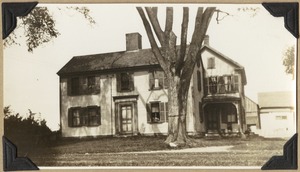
[
  {"xmin": 88, "ymin": 76, "xmax": 96, "ymax": 89},
  {"xmin": 149, "ymin": 71, "xmax": 168, "ymax": 90},
  {"xmin": 117, "ymin": 72, "xmax": 134, "ymax": 92},
  {"xmin": 68, "ymin": 76, "xmax": 100, "ymax": 96},
  {"xmin": 206, "ymin": 75, "xmax": 239, "ymax": 95},
  {"xmin": 207, "ymin": 57, "xmax": 215, "ymax": 69}
]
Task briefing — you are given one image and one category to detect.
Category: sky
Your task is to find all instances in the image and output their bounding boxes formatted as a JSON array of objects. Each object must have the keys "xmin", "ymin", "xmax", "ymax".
[{"xmin": 3, "ymin": 4, "xmax": 296, "ymax": 131}]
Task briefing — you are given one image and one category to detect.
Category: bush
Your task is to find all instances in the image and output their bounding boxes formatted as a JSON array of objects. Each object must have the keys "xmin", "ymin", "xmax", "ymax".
[{"xmin": 4, "ymin": 106, "xmax": 53, "ymax": 149}]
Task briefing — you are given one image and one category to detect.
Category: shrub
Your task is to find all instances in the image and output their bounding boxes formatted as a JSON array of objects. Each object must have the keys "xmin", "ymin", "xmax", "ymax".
[{"xmin": 4, "ymin": 106, "xmax": 53, "ymax": 149}]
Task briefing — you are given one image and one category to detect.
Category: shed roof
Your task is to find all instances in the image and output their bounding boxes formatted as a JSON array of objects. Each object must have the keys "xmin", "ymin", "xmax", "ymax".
[{"xmin": 258, "ymin": 91, "xmax": 294, "ymax": 108}]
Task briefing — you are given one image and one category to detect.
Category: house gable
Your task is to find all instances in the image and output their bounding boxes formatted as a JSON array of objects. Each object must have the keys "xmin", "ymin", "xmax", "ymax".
[{"xmin": 200, "ymin": 45, "xmax": 247, "ymax": 85}]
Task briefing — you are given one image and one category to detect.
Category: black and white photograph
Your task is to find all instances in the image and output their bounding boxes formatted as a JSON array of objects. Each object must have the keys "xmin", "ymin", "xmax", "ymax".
[{"xmin": 2, "ymin": 2, "xmax": 298, "ymax": 169}]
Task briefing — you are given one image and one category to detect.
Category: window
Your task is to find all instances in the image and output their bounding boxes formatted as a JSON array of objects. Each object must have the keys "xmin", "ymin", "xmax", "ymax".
[
  {"xmin": 117, "ymin": 72, "xmax": 134, "ymax": 92},
  {"xmin": 206, "ymin": 75, "xmax": 239, "ymax": 95},
  {"xmin": 146, "ymin": 102, "xmax": 168, "ymax": 123},
  {"xmin": 276, "ymin": 116, "xmax": 287, "ymax": 120},
  {"xmin": 221, "ymin": 104, "xmax": 237, "ymax": 123},
  {"xmin": 68, "ymin": 76, "xmax": 100, "ymax": 96},
  {"xmin": 197, "ymin": 70, "xmax": 201, "ymax": 92},
  {"xmin": 208, "ymin": 76, "xmax": 218, "ymax": 94},
  {"xmin": 149, "ymin": 71, "xmax": 168, "ymax": 90},
  {"xmin": 207, "ymin": 57, "xmax": 215, "ymax": 69},
  {"xmin": 88, "ymin": 76, "xmax": 96, "ymax": 89},
  {"xmin": 68, "ymin": 106, "xmax": 101, "ymax": 127}
]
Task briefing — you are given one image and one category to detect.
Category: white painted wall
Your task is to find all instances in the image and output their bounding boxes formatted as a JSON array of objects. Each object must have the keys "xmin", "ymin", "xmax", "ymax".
[
  {"xmin": 60, "ymin": 70, "xmax": 200, "ymax": 137},
  {"xmin": 253, "ymin": 110, "xmax": 296, "ymax": 138}
]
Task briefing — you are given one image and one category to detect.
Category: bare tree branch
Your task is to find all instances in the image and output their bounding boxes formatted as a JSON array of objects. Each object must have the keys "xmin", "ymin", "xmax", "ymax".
[
  {"xmin": 175, "ymin": 7, "xmax": 189, "ymax": 75},
  {"xmin": 145, "ymin": 7, "xmax": 165, "ymax": 45},
  {"xmin": 165, "ymin": 7, "xmax": 173, "ymax": 34},
  {"xmin": 181, "ymin": 7, "xmax": 216, "ymax": 90},
  {"xmin": 215, "ymin": 9, "xmax": 231, "ymax": 24},
  {"xmin": 136, "ymin": 7, "xmax": 170, "ymax": 73}
]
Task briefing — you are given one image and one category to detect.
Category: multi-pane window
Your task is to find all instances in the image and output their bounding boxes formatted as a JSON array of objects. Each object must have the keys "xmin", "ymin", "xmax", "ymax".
[
  {"xmin": 117, "ymin": 72, "xmax": 134, "ymax": 92},
  {"xmin": 207, "ymin": 57, "xmax": 215, "ymax": 69},
  {"xmin": 68, "ymin": 106, "xmax": 101, "ymax": 127},
  {"xmin": 149, "ymin": 71, "xmax": 168, "ymax": 90},
  {"xmin": 146, "ymin": 102, "xmax": 168, "ymax": 123},
  {"xmin": 88, "ymin": 76, "xmax": 96, "ymax": 89},
  {"xmin": 276, "ymin": 116, "xmax": 287, "ymax": 120},
  {"xmin": 68, "ymin": 76, "xmax": 100, "ymax": 95}
]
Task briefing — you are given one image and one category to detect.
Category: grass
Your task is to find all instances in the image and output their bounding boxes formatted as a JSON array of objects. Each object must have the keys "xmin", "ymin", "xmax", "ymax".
[{"xmin": 17, "ymin": 135, "xmax": 287, "ymax": 167}]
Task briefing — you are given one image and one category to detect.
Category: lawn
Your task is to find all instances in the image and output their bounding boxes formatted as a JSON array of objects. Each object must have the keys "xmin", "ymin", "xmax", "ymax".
[{"xmin": 17, "ymin": 135, "xmax": 287, "ymax": 167}]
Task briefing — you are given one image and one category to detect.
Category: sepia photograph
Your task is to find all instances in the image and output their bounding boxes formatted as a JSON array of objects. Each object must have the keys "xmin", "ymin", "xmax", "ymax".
[{"xmin": 2, "ymin": 2, "xmax": 297, "ymax": 169}]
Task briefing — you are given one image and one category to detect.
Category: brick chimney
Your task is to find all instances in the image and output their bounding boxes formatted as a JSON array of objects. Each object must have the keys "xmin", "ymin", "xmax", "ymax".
[
  {"xmin": 126, "ymin": 33, "xmax": 142, "ymax": 51},
  {"xmin": 203, "ymin": 35, "xmax": 209, "ymax": 45}
]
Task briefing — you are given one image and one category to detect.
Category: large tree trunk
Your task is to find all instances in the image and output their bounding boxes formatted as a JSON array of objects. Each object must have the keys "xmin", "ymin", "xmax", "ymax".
[{"xmin": 164, "ymin": 75, "xmax": 188, "ymax": 145}]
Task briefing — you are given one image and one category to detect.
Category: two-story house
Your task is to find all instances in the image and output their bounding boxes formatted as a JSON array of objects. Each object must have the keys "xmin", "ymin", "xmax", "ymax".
[
  {"xmin": 200, "ymin": 36, "xmax": 248, "ymax": 136},
  {"xmin": 57, "ymin": 33, "xmax": 205, "ymax": 137},
  {"xmin": 57, "ymin": 33, "xmax": 247, "ymax": 137}
]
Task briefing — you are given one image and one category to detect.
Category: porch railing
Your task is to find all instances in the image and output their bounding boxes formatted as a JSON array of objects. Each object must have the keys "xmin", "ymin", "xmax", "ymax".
[{"xmin": 205, "ymin": 75, "xmax": 240, "ymax": 95}]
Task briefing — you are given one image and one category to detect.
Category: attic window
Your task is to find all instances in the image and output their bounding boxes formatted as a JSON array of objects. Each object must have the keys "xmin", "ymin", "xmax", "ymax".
[{"xmin": 207, "ymin": 57, "xmax": 215, "ymax": 69}]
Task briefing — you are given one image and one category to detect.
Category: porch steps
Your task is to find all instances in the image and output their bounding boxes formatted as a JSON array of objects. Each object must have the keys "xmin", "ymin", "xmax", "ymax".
[{"xmin": 205, "ymin": 130, "xmax": 221, "ymax": 139}]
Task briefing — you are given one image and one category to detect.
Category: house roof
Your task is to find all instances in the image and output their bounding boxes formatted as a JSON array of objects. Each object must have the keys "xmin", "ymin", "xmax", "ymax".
[
  {"xmin": 57, "ymin": 44, "xmax": 246, "ymax": 82},
  {"xmin": 258, "ymin": 91, "xmax": 294, "ymax": 108},
  {"xmin": 57, "ymin": 48, "xmax": 160, "ymax": 76},
  {"xmin": 201, "ymin": 45, "xmax": 247, "ymax": 85}
]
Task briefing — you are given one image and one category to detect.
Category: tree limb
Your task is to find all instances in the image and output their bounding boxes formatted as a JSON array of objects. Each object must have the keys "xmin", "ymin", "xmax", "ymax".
[
  {"xmin": 145, "ymin": 7, "xmax": 165, "ymax": 45},
  {"xmin": 175, "ymin": 7, "xmax": 189, "ymax": 75},
  {"xmin": 180, "ymin": 7, "xmax": 216, "ymax": 91},
  {"xmin": 137, "ymin": 7, "xmax": 170, "ymax": 73},
  {"xmin": 165, "ymin": 7, "xmax": 173, "ymax": 34}
]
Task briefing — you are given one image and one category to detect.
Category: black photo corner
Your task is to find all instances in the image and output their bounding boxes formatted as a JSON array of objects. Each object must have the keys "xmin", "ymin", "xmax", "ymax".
[{"xmin": 1, "ymin": 1, "xmax": 299, "ymax": 170}]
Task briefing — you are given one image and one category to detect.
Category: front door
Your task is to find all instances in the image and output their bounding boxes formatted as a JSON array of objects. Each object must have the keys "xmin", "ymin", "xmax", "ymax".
[
  {"xmin": 205, "ymin": 105, "xmax": 220, "ymax": 131},
  {"xmin": 120, "ymin": 105, "xmax": 133, "ymax": 134}
]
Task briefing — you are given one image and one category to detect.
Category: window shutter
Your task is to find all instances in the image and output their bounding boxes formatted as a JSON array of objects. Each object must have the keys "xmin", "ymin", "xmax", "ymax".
[
  {"xmin": 165, "ymin": 102, "xmax": 169, "ymax": 122},
  {"xmin": 129, "ymin": 73, "xmax": 134, "ymax": 91},
  {"xmin": 197, "ymin": 71, "xmax": 201, "ymax": 92},
  {"xmin": 98, "ymin": 106, "xmax": 101, "ymax": 125},
  {"xmin": 234, "ymin": 75, "xmax": 239, "ymax": 91},
  {"xmin": 68, "ymin": 108, "xmax": 73, "ymax": 127},
  {"xmin": 159, "ymin": 102, "xmax": 165, "ymax": 122},
  {"xmin": 116, "ymin": 73, "xmax": 121, "ymax": 92},
  {"xmin": 95, "ymin": 76, "xmax": 101, "ymax": 94},
  {"xmin": 157, "ymin": 71, "xmax": 164, "ymax": 89},
  {"xmin": 146, "ymin": 103, "xmax": 151, "ymax": 123},
  {"xmin": 149, "ymin": 72, "xmax": 154, "ymax": 89},
  {"xmin": 199, "ymin": 102, "xmax": 203, "ymax": 123}
]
